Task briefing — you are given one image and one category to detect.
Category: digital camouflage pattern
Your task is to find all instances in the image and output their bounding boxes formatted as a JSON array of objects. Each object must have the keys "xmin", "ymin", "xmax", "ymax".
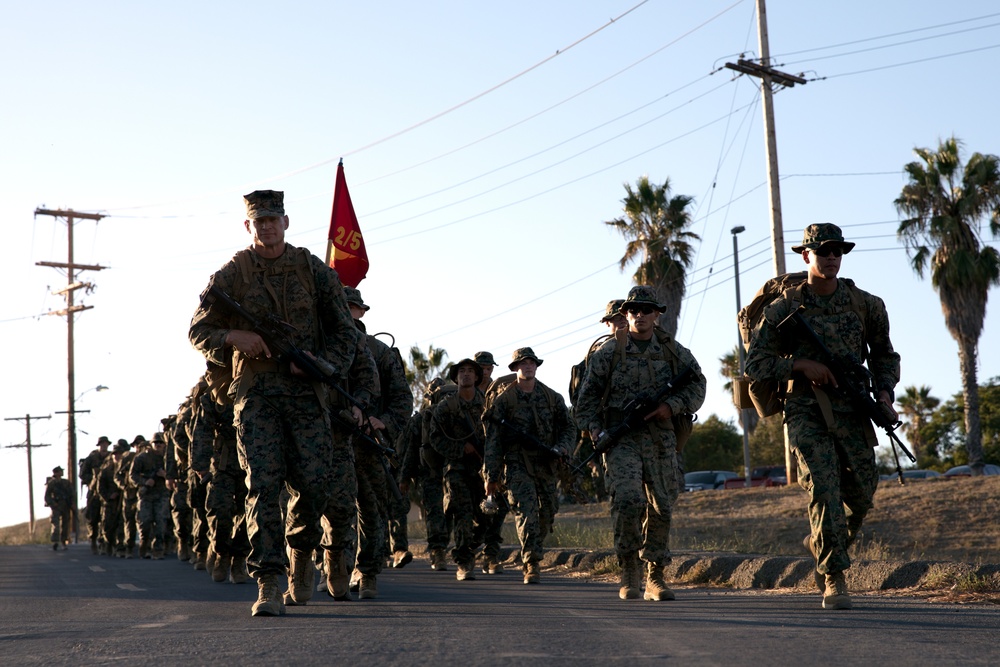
[
  {"xmin": 44, "ymin": 474, "xmax": 73, "ymax": 546},
  {"xmin": 574, "ymin": 330, "xmax": 706, "ymax": 564},
  {"xmin": 115, "ymin": 450, "xmax": 138, "ymax": 555},
  {"xmin": 484, "ymin": 382, "xmax": 575, "ymax": 566},
  {"xmin": 130, "ymin": 445, "xmax": 171, "ymax": 557},
  {"xmin": 244, "ymin": 189, "xmax": 284, "ymax": 219},
  {"xmin": 745, "ymin": 278, "xmax": 899, "ymax": 575},
  {"xmin": 189, "ymin": 242, "xmax": 360, "ymax": 578},
  {"xmin": 97, "ymin": 455, "xmax": 124, "ymax": 555}
]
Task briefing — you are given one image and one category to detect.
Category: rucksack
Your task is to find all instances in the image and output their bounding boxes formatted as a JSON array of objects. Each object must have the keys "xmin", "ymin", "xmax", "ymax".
[{"xmin": 734, "ymin": 272, "xmax": 867, "ymax": 417}]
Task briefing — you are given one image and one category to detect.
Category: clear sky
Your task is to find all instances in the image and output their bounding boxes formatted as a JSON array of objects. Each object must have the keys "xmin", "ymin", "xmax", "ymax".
[{"xmin": 3, "ymin": 1, "xmax": 999, "ymax": 529}]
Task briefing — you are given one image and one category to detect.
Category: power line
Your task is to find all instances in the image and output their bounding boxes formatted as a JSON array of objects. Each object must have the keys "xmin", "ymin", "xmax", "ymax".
[{"xmin": 810, "ymin": 42, "xmax": 1000, "ymax": 81}]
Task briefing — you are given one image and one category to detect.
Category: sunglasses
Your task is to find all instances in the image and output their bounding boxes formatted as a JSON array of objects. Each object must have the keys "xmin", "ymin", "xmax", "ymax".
[
  {"xmin": 814, "ymin": 246, "xmax": 844, "ymax": 258},
  {"xmin": 624, "ymin": 305, "xmax": 657, "ymax": 316}
]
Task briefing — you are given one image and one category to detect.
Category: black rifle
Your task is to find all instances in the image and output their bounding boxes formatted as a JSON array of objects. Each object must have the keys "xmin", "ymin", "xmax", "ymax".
[
  {"xmin": 572, "ymin": 364, "xmax": 696, "ymax": 474},
  {"xmin": 778, "ymin": 307, "xmax": 916, "ymax": 483},
  {"xmin": 204, "ymin": 284, "xmax": 402, "ymax": 501},
  {"xmin": 487, "ymin": 415, "xmax": 566, "ymax": 463}
]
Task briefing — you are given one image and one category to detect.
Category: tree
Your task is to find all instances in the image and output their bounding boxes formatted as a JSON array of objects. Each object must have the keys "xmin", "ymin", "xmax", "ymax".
[
  {"xmin": 682, "ymin": 414, "xmax": 743, "ymax": 472},
  {"xmin": 896, "ymin": 385, "xmax": 940, "ymax": 467},
  {"xmin": 605, "ymin": 175, "xmax": 699, "ymax": 337},
  {"xmin": 895, "ymin": 137, "xmax": 1000, "ymax": 475},
  {"xmin": 922, "ymin": 377, "xmax": 1000, "ymax": 469},
  {"xmin": 748, "ymin": 414, "xmax": 786, "ymax": 469},
  {"xmin": 405, "ymin": 344, "xmax": 449, "ymax": 411},
  {"xmin": 718, "ymin": 346, "xmax": 759, "ymax": 435}
]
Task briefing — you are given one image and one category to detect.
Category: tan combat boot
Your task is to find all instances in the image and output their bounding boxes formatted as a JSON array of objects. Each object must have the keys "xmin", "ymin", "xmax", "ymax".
[
  {"xmin": 324, "ymin": 550, "xmax": 351, "ymax": 600},
  {"xmin": 482, "ymin": 557, "xmax": 504, "ymax": 575},
  {"xmin": 803, "ymin": 535, "xmax": 825, "ymax": 593},
  {"xmin": 823, "ymin": 572, "xmax": 852, "ymax": 610},
  {"xmin": 523, "ymin": 561, "xmax": 540, "ymax": 585},
  {"xmin": 619, "ymin": 555, "xmax": 641, "ymax": 600},
  {"xmin": 430, "ymin": 549, "xmax": 449, "ymax": 571},
  {"xmin": 358, "ymin": 574, "xmax": 378, "ymax": 599},
  {"xmin": 456, "ymin": 558, "xmax": 477, "ymax": 581},
  {"xmin": 212, "ymin": 553, "xmax": 232, "ymax": 583},
  {"xmin": 251, "ymin": 574, "xmax": 286, "ymax": 617},
  {"xmin": 286, "ymin": 548, "xmax": 315, "ymax": 605},
  {"xmin": 230, "ymin": 555, "xmax": 250, "ymax": 584},
  {"xmin": 205, "ymin": 546, "xmax": 216, "ymax": 576},
  {"xmin": 192, "ymin": 551, "xmax": 207, "ymax": 571},
  {"xmin": 177, "ymin": 542, "xmax": 191, "ymax": 562},
  {"xmin": 644, "ymin": 563, "xmax": 676, "ymax": 601},
  {"xmin": 392, "ymin": 550, "xmax": 413, "ymax": 568}
]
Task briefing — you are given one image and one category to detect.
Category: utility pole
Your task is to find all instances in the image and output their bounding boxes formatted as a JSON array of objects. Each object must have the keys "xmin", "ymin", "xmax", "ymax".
[
  {"xmin": 724, "ymin": 0, "xmax": 806, "ymax": 277},
  {"xmin": 730, "ymin": 227, "xmax": 753, "ymax": 489},
  {"xmin": 4, "ymin": 414, "xmax": 52, "ymax": 535},
  {"xmin": 34, "ymin": 207, "xmax": 107, "ymax": 542}
]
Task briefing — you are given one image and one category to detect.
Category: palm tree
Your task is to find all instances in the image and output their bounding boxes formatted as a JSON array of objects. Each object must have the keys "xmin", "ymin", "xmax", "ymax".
[
  {"xmin": 895, "ymin": 137, "xmax": 1000, "ymax": 475},
  {"xmin": 605, "ymin": 175, "xmax": 699, "ymax": 337},
  {"xmin": 405, "ymin": 344, "xmax": 449, "ymax": 411},
  {"xmin": 896, "ymin": 385, "xmax": 941, "ymax": 465},
  {"xmin": 718, "ymin": 347, "xmax": 759, "ymax": 434}
]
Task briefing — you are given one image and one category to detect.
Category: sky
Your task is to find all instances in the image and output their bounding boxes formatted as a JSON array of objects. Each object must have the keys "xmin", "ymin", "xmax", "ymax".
[{"xmin": 3, "ymin": 0, "xmax": 1000, "ymax": 530}]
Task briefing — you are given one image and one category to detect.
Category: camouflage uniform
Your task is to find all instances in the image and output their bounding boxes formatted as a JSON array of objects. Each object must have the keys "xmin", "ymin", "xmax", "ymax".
[
  {"xmin": 79, "ymin": 439, "xmax": 110, "ymax": 552},
  {"xmin": 44, "ymin": 469, "xmax": 73, "ymax": 548},
  {"xmin": 116, "ymin": 438, "xmax": 142, "ymax": 557},
  {"xmin": 575, "ymin": 290, "xmax": 706, "ymax": 581},
  {"xmin": 420, "ymin": 382, "xmax": 455, "ymax": 566},
  {"xmin": 745, "ymin": 228, "xmax": 899, "ymax": 579},
  {"xmin": 97, "ymin": 449, "xmax": 126, "ymax": 556},
  {"xmin": 189, "ymin": 231, "xmax": 360, "ymax": 581},
  {"xmin": 129, "ymin": 439, "xmax": 171, "ymax": 558},
  {"xmin": 163, "ymin": 412, "xmax": 191, "ymax": 560},
  {"xmin": 484, "ymin": 350, "xmax": 575, "ymax": 571}
]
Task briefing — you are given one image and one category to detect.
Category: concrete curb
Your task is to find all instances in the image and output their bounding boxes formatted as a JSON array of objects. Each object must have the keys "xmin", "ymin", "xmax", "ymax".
[{"xmin": 406, "ymin": 543, "xmax": 1000, "ymax": 592}]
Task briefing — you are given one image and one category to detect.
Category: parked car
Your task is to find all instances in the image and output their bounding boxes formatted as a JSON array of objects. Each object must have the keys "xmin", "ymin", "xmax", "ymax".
[
  {"xmin": 944, "ymin": 464, "xmax": 1000, "ymax": 477},
  {"xmin": 723, "ymin": 465, "xmax": 788, "ymax": 489},
  {"xmin": 684, "ymin": 470, "xmax": 739, "ymax": 492},
  {"xmin": 880, "ymin": 469, "xmax": 943, "ymax": 481}
]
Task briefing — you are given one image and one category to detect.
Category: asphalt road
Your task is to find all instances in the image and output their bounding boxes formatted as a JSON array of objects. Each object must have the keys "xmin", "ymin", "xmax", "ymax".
[{"xmin": 1, "ymin": 544, "xmax": 998, "ymax": 666}]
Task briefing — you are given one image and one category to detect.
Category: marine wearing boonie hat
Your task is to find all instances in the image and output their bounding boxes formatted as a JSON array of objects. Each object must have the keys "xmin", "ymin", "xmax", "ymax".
[
  {"xmin": 97, "ymin": 435, "xmax": 111, "ymax": 446},
  {"xmin": 474, "ymin": 351, "xmax": 497, "ymax": 367},
  {"xmin": 113, "ymin": 440, "xmax": 130, "ymax": 454},
  {"xmin": 448, "ymin": 358, "xmax": 484, "ymax": 385},
  {"xmin": 508, "ymin": 347, "xmax": 543, "ymax": 370},
  {"xmin": 243, "ymin": 190, "xmax": 285, "ymax": 219},
  {"xmin": 150, "ymin": 432, "xmax": 166, "ymax": 445},
  {"xmin": 620, "ymin": 286, "xmax": 666, "ymax": 313},
  {"xmin": 344, "ymin": 287, "xmax": 370, "ymax": 311},
  {"xmin": 790, "ymin": 223, "xmax": 855, "ymax": 254},
  {"xmin": 600, "ymin": 299, "xmax": 625, "ymax": 322}
]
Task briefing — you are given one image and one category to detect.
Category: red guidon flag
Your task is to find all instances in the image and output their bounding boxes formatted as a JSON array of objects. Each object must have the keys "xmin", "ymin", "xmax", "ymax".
[{"xmin": 325, "ymin": 158, "xmax": 369, "ymax": 287}]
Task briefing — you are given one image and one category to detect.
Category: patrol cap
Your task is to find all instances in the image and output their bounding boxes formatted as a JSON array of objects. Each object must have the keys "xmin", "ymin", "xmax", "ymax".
[
  {"xmin": 508, "ymin": 347, "xmax": 543, "ymax": 370},
  {"xmin": 448, "ymin": 358, "xmax": 484, "ymax": 385},
  {"xmin": 243, "ymin": 190, "xmax": 285, "ymax": 220},
  {"xmin": 600, "ymin": 299, "xmax": 626, "ymax": 322},
  {"xmin": 474, "ymin": 351, "xmax": 498, "ymax": 367},
  {"xmin": 791, "ymin": 223, "xmax": 855, "ymax": 254},
  {"xmin": 621, "ymin": 286, "xmax": 666, "ymax": 313},
  {"xmin": 344, "ymin": 287, "xmax": 370, "ymax": 311},
  {"xmin": 52, "ymin": 466, "xmax": 64, "ymax": 474},
  {"xmin": 97, "ymin": 436, "xmax": 111, "ymax": 446}
]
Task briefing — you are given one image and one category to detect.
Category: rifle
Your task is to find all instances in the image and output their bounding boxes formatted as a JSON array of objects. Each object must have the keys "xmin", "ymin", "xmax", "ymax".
[
  {"xmin": 204, "ymin": 284, "xmax": 402, "ymax": 501},
  {"xmin": 572, "ymin": 364, "xmax": 696, "ymax": 474},
  {"xmin": 487, "ymin": 415, "xmax": 567, "ymax": 463},
  {"xmin": 778, "ymin": 307, "xmax": 916, "ymax": 483}
]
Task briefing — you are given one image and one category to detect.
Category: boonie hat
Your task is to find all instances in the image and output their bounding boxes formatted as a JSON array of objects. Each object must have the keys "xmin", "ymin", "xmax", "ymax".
[
  {"xmin": 150, "ymin": 432, "xmax": 166, "ymax": 445},
  {"xmin": 448, "ymin": 358, "xmax": 484, "ymax": 385},
  {"xmin": 791, "ymin": 223, "xmax": 855, "ymax": 254},
  {"xmin": 344, "ymin": 287, "xmax": 370, "ymax": 311},
  {"xmin": 621, "ymin": 286, "xmax": 666, "ymax": 313},
  {"xmin": 508, "ymin": 347, "xmax": 543, "ymax": 370},
  {"xmin": 97, "ymin": 436, "xmax": 111, "ymax": 446},
  {"xmin": 600, "ymin": 299, "xmax": 626, "ymax": 322},
  {"xmin": 474, "ymin": 351, "xmax": 498, "ymax": 367},
  {"xmin": 244, "ymin": 190, "xmax": 285, "ymax": 220},
  {"xmin": 52, "ymin": 466, "xmax": 64, "ymax": 474}
]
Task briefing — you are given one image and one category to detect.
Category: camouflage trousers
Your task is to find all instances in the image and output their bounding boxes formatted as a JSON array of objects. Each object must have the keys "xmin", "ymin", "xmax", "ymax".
[
  {"xmin": 787, "ymin": 406, "xmax": 878, "ymax": 575},
  {"xmin": 171, "ymin": 481, "xmax": 192, "ymax": 554},
  {"xmin": 503, "ymin": 459, "xmax": 559, "ymax": 565},
  {"xmin": 420, "ymin": 455, "xmax": 450, "ymax": 553},
  {"xmin": 187, "ymin": 472, "xmax": 210, "ymax": 556},
  {"xmin": 604, "ymin": 431, "xmax": 679, "ymax": 565},
  {"xmin": 444, "ymin": 464, "xmax": 484, "ymax": 565},
  {"xmin": 235, "ymin": 392, "xmax": 335, "ymax": 578},
  {"xmin": 206, "ymin": 456, "xmax": 250, "ymax": 559},
  {"xmin": 387, "ymin": 484, "xmax": 410, "ymax": 555},
  {"xmin": 319, "ymin": 432, "xmax": 358, "ymax": 560},
  {"xmin": 137, "ymin": 490, "xmax": 171, "ymax": 553},
  {"xmin": 49, "ymin": 507, "xmax": 71, "ymax": 545},
  {"xmin": 100, "ymin": 496, "xmax": 124, "ymax": 552},
  {"xmin": 351, "ymin": 444, "xmax": 388, "ymax": 576},
  {"xmin": 122, "ymin": 493, "xmax": 138, "ymax": 550},
  {"xmin": 85, "ymin": 490, "xmax": 102, "ymax": 542}
]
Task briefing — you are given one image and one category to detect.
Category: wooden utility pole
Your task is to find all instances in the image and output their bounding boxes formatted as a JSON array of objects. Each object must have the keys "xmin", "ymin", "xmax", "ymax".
[
  {"xmin": 724, "ymin": 0, "xmax": 806, "ymax": 277},
  {"xmin": 33, "ymin": 207, "xmax": 107, "ymax": 542},
  {"xmin": 4, "ymin": 414, "xmax": 52, "ymax": 535}
]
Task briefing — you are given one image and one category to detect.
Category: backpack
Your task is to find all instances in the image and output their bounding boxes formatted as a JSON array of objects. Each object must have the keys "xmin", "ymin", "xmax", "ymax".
[{"xmin": 734, "ymin": 272, "xmax": 867, "ymax": 417}]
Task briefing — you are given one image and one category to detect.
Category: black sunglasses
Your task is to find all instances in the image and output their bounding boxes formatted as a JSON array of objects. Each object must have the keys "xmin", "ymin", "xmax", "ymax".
[
  {"xmin": 624, "ymin": 305, "xmax": 656, "ymax": 315},
  {"xmin": 814, "ymin": 246, "xmax": 844, "ymax": 258}
]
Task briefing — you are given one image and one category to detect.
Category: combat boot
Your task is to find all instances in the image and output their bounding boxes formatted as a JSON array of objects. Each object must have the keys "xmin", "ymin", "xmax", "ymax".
[
  {"xmin": 324, "ymin": 550, "xmax": 351, "ymax": 600},
  {"xmin": 456, "ymin": 559, "xmax": 477, "ymax": 581},
  {"xmin": 177, "ymin": 541, "xmax": 191, "ymax": 562},
  {"xmin": 430, "ymin": 549, "xmax": 449, "ymax": 571},
  {"xmin": 205, "ymin": 546, "xmax": 216, "ymax": 576},
  {"xmin": 803, "ymin": 534, "xmax": 825, "ymax": 594},
  {"xmin": 643, "ymin": 563, "xmax": 676, "ymax": 601},
  {"xmin": 349, "ymin": 568, "xmax": 362, "ymax": 592},
  {"xmin": 192, "ymin": 551, "xmax": 207, "ymax": 571},
  {"xmin": 392, "ymin": 550, "xmax": 413, "ymax": 568},
  {"xmin": 523, "ymin": 561, "xmax": 540, "ymax": 585},
  {"xmin": 139, "ymin": 540, "xmax": 151, "ymax": 559},
  {"xmin": 212, "ymin": 553, "xmax": 232, "ymax": 583},
  {"xmin": 822, "ymin": 572, "xmax": 852, "ymax": 610},
  {"xmin": 251, "ymin": 574, "xmax": 285, "ymax": 617},
  {"xmin": 286, "ymin": 548, "xmax": 315, "ymax": 605},
  {"xmin": 230, "ymin": 555, "xmax": 250, "ymax": 584},
  {"xmin": 90, "ymin": 536, "xmax": 99, "ymax": 555},
  {"xmin": 619, "ymin": 555, "xmax": 641, "ymax": 600},
  {"xmin": 482, "ymin": 557, "xmax": 504, "ymax": 575},
  {"xmin": 358, "ymin": 574, "xmax": 378, "ymax": 600}
]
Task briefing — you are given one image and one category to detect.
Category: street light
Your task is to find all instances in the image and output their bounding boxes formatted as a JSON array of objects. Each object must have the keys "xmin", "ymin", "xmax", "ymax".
[{"xmin": 731, "ymin": 226, "xmax": 752, "ymax": 489}]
